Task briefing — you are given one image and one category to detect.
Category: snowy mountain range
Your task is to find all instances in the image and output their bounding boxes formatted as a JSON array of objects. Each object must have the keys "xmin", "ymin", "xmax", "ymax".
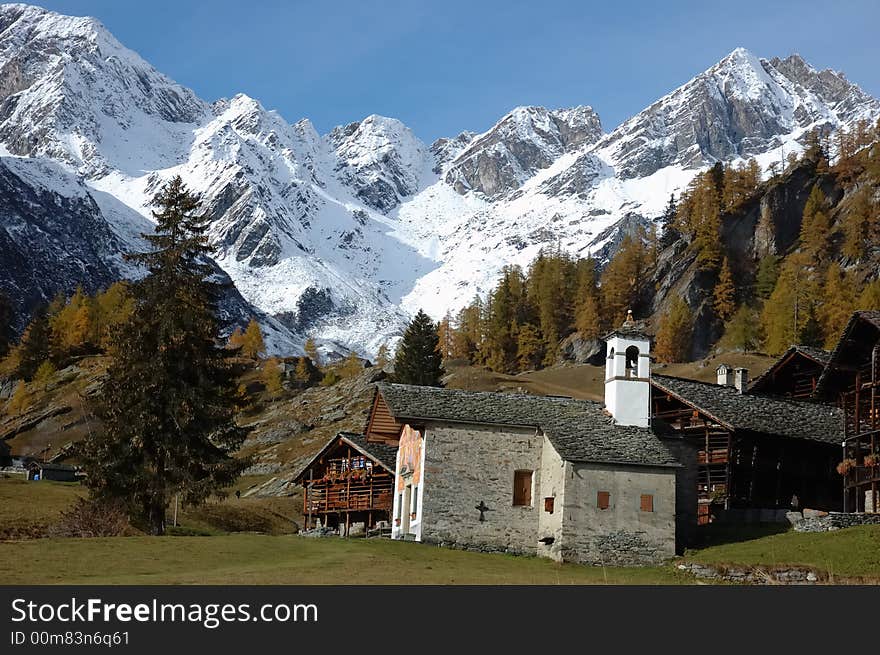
[{"xmin": 1, "ymin": 3, "xmax": 878, "ymax": 356}]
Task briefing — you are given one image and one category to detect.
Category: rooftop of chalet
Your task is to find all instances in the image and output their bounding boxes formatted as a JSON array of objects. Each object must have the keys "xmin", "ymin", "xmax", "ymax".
[
  {"xmin": 293, "ymin": 432, "xmax": 399, "ymax": 483},
  {"xmin": 375, "ymin": 382, "xmax": 680, "ymax": 468},
  {"xmin": 651, "ymin": 374, "xmax": 844, "ymax": 445}
]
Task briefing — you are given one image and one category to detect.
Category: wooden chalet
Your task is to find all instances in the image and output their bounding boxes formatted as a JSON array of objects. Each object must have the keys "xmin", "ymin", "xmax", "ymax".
[
  {"xmin": 748, "ymin": 345, "xmax": 832, "ymax": 399},
  {"xmin": 813, "ymin": 311, "xmax": 880, "ymax": 513},
  {"xmin": 651, "ymin": 374, "xmax": 843, "ymax": 523},
  {"xmin": 293, "ymin": 432, "xmax": 399, "ymax": 534}
]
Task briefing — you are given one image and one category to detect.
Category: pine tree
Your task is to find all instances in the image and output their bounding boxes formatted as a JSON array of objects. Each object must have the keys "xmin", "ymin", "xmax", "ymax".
[
  {"xmin": 81, "ymin": 176, "xmax": 248, "ymax": 536},
  {"xmin": 392, "ymin": 309, "xmax": 444, "ymax": 386},
  {"xmin": 304, "ymin": 337, "xmax": 321, "ymax": 369},
  {"xmin": 654, "ymin": 297, "xmax": 694, "ymax": 363},
  {"xmin": 755, "ymin": 255, "xmax": 781, "ymax": 300},
  {"xmin": 659, "ymin": 194, "xmax": 679, "ymax": 248},
  {"xmin": 713, "ymin": 257, "xmax": 736, "ymax": 322},
  {"xmin": 262, "ymin": 357, "xmax": 284, "ymax": 398},
  {"xmin": 241, "ymin": 319, "xmax": 266, "ymax": 359}
]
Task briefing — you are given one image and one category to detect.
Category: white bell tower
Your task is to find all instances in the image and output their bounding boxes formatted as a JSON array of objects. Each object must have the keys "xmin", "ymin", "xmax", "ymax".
[{"xmin": 604, "ymin": 310, "xmax": 651, "ymax": 428}]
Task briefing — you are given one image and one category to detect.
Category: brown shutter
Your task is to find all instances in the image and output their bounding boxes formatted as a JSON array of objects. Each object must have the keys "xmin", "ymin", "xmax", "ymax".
[
  {"xmin": 597, "ymin": 491, "xmax": 610, "ymax": 510},
  {"xmin": 513, "ymin": 471, "xmax": 532, "ymax": 506},
  {"xmin": 640, "ymin": 494, "xmax": 654, "ymax": 512}
]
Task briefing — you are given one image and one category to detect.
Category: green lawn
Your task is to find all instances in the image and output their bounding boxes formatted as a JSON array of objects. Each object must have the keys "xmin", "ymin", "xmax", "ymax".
[
  {"xmin": 0, "ymin": 534, "xmax": 690, "ymax": 585},
  {"xmin": 0, "ymin": 477, "xmax": 85, "ymax": 539},
  {"xmin": 686, "ymin": 525, "xmax": 880, "ymax": 580}
]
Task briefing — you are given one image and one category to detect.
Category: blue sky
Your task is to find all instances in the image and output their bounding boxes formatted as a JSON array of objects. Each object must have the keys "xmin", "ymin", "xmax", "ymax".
[{"xmin": 35, "ymin": 0, "xmax": 880, "ymax": 141}]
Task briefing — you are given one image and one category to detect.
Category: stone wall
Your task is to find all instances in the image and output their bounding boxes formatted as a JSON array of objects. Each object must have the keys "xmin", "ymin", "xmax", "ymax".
[
  {"xmin": 536, "ymin": 436, "xmax": 566, "ymax": 561},
  {"xmin": 419, "ymin": 422, "xmax": 544, "ymax": 555},
  {"xmin": 560, "ymin": 462, "xmax": 677, "ymax": 566},
  {"xmin": 793, "ymin": 511, "xmax": 880, "ymax": 533}
]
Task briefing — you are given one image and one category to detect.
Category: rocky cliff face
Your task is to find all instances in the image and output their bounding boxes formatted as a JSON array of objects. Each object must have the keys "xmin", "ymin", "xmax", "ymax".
[
  {"xmin": 443, "ymin": 105, "xmax": 603, "ymax": 197},
  {"xmin": 641, "ymin": 159, "xmax": 849, "ymax": 359},
  {"xmin": 0, "ymin": 4, "xmax": 877, "ymax": 357}
]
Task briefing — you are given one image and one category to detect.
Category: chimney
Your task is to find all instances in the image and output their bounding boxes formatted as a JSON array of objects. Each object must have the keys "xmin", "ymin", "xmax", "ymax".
[
  {"xmin": 734, "ymin": 368, "xmax": 749, "ymax": 394},
  {"xmin": 716, "ymin": 364, "xmax": 733, "ymax": 387}
]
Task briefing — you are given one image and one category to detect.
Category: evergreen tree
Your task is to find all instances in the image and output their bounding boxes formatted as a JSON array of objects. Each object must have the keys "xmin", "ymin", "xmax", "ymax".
[
  {"xmin": 755, "ymin": 255, "xmax": 781, "ymax": 300},
  {"xmin": 81, "ymin": 176, "xmax": 248, "ymax": 536},
  {"xmin": 241, "ymin": 319, "xmax": 266, "ymax": 359},
  {"xmin": 713, "ymin": 257, "xmax": 736, "ymax": 322},
  {"xmin": 659, "ymin": 194, "xmax": 679, "ymax": 248},
  {"xmin": 654, "ymin": 297, "xmax": 693, "ymax": 363},
  {"xmin": 392, "ymin": 309, "xmax": 444, "ymax": 386}
]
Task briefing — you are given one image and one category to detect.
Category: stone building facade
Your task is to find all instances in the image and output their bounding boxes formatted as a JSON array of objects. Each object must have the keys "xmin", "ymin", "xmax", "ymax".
[{"xmin": 382, "ymin": 315, "xmax": 693, "ymax": 566}]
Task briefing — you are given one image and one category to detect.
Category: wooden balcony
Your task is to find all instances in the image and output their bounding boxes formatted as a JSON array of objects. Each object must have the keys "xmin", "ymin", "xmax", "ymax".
[{"xmin": 304, "ymin": 472, "xmax": 393, "ymax": 515}]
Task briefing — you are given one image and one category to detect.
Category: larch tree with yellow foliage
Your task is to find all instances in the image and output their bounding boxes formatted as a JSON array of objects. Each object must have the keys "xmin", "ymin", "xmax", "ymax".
[{"xmin": 654, "ymin": 297, "xmax": 694, "ymax": 363}]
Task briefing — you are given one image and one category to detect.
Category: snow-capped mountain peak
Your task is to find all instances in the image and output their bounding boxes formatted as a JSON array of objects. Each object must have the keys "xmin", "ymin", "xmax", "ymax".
[{"xmin": 1, "ymin": 5, "xmax": 877, "ymax": 358}]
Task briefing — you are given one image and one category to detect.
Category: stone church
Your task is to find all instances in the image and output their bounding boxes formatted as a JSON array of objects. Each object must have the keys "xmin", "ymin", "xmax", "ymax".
[{"xmin": 376, "ymin": 314, "xmax": 696, "ymax": 566}]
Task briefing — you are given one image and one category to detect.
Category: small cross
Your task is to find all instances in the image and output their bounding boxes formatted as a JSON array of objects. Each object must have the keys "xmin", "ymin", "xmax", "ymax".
[{"xmin": 475, "ymin": 500, "xmax": 493, "ymax": 522}]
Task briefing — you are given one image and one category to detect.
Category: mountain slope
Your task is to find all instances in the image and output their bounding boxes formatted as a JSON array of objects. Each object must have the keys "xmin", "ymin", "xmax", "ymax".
[{"xmin": 0, "ymin": 4, "xmax": 877, "ymax": 356}]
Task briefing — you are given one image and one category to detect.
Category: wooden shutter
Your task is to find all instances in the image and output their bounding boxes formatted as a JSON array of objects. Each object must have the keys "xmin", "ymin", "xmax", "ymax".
[
  {"xmin": 640, "ymin": 494, "xmax": 654, "ymax": 512},
  {"xmin": 597, "ymin": 491, "xmax": 610, "ymax": 510},
  {"xmin": 544, "ymin": 497, "xmax": 554, "ymax": 514},
  {"xmin": 513, "ymin": 471, "xmax": 532, "ymax": 506}
]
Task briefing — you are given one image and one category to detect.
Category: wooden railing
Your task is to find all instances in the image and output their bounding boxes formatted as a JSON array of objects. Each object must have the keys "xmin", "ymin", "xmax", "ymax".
[{"xmin": 304, "ymin": 477, "xmax": 393, "ymax": 514}]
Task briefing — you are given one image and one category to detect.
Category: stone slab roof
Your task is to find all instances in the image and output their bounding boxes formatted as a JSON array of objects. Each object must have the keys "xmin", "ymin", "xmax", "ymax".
[
  {"xmin": 651, "ymin": 375, "xmax": 844, "ymax": 445},
  {"xmin": 376, "ymin": 383, "xmax": 679, "ymax": 468},
  {"xmin": 748, "ymin": 345, "xmax": 832, "ymax": 391}
]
